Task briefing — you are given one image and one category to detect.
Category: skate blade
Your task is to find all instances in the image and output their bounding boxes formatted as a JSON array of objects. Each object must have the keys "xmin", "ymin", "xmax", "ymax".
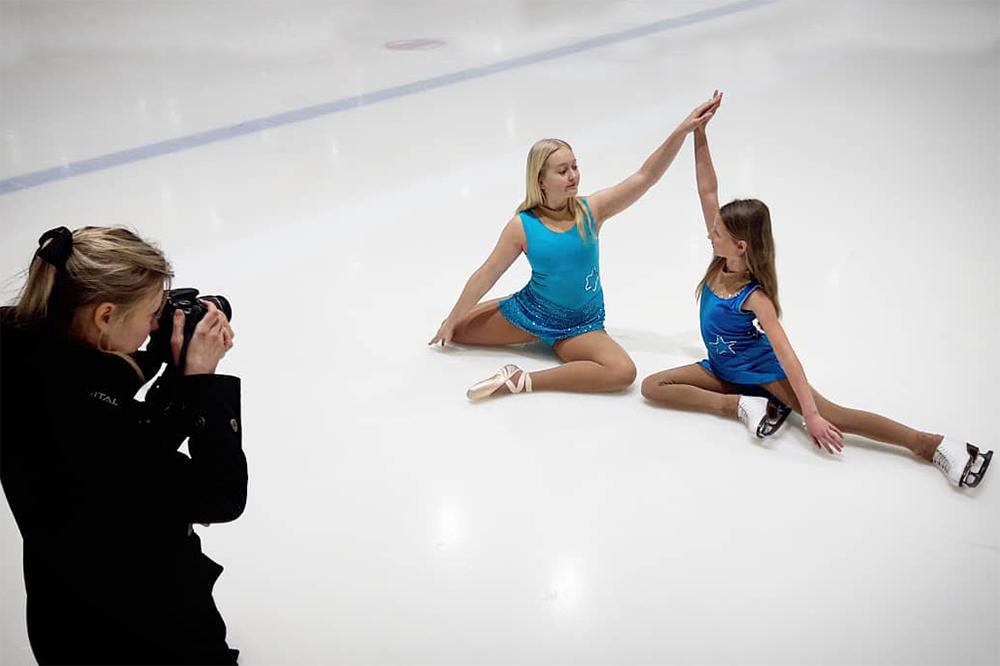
[
  {"xmin": 962, "ymin": 446, "xmax": 992, "ymax": 488},
  {"xmin": 756, "ymin": 400, "xmax": 792, "ymax": 438}
]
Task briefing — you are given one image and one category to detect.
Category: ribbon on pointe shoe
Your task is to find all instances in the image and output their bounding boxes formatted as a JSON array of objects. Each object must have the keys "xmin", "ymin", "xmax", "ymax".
[
  {"xmin": 501, "ymin": 364, "xmax": 532, "ymax": 394},
  {"xmin": 467, "ymin": 364, "xmax": 531, "ymax": 400}
]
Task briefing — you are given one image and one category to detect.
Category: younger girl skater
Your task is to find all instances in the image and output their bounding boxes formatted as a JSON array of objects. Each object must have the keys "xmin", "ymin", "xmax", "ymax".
[
  {"xmin": 430, "ymin": 95, "xmax": 721, "ymax": 400},
  {"xmin": 640, "ymin": 92, "xmax": 992, "ymax": 488}
]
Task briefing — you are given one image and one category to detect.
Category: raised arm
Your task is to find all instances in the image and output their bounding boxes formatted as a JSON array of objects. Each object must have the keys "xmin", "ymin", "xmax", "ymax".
[
  {"xmin": 429, "ymin": 217, "xmax": 526, "ymax": 346},
  {"xmin": 694, "ymin": 136, "xmax": 719, "ymax": 233},
  {"xmin": 587, "ymin": 93, "xmax": 721, "ymax": 230},
  {"xmin": 745, "ymin": 290, "xmax": 844, "ymax": 454},
  {"xmin": 693, "ymin": 90, "xmax": 723, "ymax": 232}
]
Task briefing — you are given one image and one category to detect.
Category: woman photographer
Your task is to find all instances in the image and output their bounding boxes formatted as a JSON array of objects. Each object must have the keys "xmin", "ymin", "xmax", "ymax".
[{"xmin": 0, "ymin": 226, "xmax": 246, "ymax": 664}]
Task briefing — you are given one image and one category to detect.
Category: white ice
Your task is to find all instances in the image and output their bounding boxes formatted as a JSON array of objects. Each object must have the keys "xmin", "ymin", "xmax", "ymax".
[{"xmin": 2, "ymin": 1, "xmax": 998, "ymax": 664}]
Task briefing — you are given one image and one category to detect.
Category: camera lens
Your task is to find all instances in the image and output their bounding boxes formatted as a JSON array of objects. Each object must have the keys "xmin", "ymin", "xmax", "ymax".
[
  {"xmin": 203, "ymin": 295, "xmax": 232, "ymax": 321},
  {"xmin": 146, "ymin": 289, "xmax": 232, "ymax": 366}
]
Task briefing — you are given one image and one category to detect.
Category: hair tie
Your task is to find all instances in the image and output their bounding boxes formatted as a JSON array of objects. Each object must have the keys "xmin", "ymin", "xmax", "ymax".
[{"xmin": 35, "ymin": 227, "xmax": 73, "ymax": 268}]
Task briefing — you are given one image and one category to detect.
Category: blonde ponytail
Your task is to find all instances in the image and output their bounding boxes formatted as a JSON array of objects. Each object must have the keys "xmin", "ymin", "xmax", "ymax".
[{"xmin": 10, "ymin": 226, "xmax": 174, "ymax": 331}]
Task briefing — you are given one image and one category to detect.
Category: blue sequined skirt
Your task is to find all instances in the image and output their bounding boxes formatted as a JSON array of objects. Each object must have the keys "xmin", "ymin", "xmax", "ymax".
[{"xmin": 498, "ymin": 285, "xmax": 605, "ymax": 347}]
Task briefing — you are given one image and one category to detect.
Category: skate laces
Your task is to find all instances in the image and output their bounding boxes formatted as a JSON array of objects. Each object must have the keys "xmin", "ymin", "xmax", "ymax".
[
  {"xmin": 933, "ymin": 438, "xmax": 993, "ymax": 488},
  {"xmin": 737, "ymin": 402, "xmax": 751, "ymax": 426}
]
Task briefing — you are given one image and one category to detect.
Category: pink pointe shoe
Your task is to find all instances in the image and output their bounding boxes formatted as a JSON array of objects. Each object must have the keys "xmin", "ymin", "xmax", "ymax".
[{"xmin": 466, "ymin": 364, "xmax": 532, "ymax": 401}]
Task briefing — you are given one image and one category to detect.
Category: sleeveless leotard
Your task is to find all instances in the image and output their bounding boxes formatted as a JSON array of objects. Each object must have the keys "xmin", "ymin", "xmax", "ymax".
[
  {"xmin": 698, "ymin": 280, "xmax": 786, "ymax": 385},
  {"xmin": 498, "ymin": 198, "xmax": 605, "ymax": 346}
]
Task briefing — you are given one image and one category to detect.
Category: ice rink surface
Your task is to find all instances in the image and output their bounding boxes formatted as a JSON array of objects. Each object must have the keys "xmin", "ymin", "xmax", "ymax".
[{"xmin": 1, "ymin": 1, "xmax": 998, "ymax": 664}]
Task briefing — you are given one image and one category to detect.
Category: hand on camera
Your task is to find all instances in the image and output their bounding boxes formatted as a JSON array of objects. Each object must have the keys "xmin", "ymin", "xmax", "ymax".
[{"xmin": 172, "ymin": 301, "xmax": 235, "ymax": 375}]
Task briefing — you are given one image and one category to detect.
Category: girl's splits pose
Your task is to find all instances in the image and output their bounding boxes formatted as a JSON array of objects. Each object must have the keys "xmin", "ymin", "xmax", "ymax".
[
  {"xmin": 430, "ymin": 96, "xmax": 722, "ymax": 400},
  {"xmin": 641, "ymin": 91, "xmax": 992, "ymax": 488}
]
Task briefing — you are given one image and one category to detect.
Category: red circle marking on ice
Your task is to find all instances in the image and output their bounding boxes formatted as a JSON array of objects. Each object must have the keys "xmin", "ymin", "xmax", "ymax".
[{"xmin": 384, "ymin": 39, "xmax": 446, "ymax": 51}]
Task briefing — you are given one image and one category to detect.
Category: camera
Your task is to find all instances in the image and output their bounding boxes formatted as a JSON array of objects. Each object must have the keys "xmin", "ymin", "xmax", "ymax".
[{"xmin": 147, "ymin": 288, "xmax": 232, "ymax": 367}]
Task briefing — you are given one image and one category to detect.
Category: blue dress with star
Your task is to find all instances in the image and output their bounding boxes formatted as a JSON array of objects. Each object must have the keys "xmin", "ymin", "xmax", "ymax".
[
  {"xmin": 498, "ymin": 198, "xmax": 605, "ymax": 346},
  {"xmin": 698, "ymin": 281, "xmax": 786, "ymax": 385}
]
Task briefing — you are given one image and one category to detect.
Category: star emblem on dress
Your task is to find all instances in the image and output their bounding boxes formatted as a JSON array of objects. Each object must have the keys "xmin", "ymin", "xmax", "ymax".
[
  {"xmin": 708, "ymin": 334, "xmax": 737, "ymax": 355},
  {"xmin": 585, "ymin": 267, "xmax": 600, "ymax": 292}
]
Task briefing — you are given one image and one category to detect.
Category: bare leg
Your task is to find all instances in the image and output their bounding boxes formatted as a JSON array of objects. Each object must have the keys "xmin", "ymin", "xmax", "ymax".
[
  {"xmin": 529, "ymin": 330, "xmax": 637, "ymax": 392},
  {"xmin": 480, "ymin": 330, "xmax": 637, "ymax": 395},
  {"xmin": 761, "ymin": 379, "xmax": 942, "ymax": 461},
  {"xmin": 640, "ymin": 364, "xmax": 741, "ymax": 417},
  {"xmin": 451, "ymin": 298, "xmax": 538, "ymax": 346},
  {"xmin": 454, "ymin": 299, "xmax": 635, "ymax": 394}
]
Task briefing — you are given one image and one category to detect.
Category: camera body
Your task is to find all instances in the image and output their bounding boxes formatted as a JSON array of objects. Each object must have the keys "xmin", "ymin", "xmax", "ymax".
[{"xmin": 146, "ymin": 288, "xmax": 232, "ymax": 367}]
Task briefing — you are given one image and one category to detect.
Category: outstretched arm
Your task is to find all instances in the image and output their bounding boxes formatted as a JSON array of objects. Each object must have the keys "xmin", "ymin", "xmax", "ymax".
[
  {"xmin": 587, "ymin": 93, "xmax": 721, "ymax": 230},
  {"xmin": 693, "ymin": 94, "xmax": 722, "ymax": 233},
  {"xmin": 746, "ymin": 290, "xmax": 844, "ymax": 454},
  {"xmin": 429, "ymin": 217, "xmax": 525, "ymax": 346}
]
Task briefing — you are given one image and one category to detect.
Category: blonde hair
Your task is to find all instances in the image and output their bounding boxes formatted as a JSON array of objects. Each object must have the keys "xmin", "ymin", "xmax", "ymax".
[
  {"xmin": 11, "ymin": 226, "xmax": 173, "ymax": 357},
  {"xmin": 696, "ymin": 199, "xmax": 781, "ymax": 318},
  {"xmin": 516, "ymin": 138, "xmax": 595, "ymax": 241}
]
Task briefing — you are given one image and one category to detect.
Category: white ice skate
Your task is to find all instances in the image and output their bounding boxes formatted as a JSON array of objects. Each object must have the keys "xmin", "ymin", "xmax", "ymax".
[
  {"xmin": 737, "ymin": 395, "xmax": 792, "ymax": 439},
  {"xmin": 932, "ymin": 437, "xmax": 993, "ymax": 488}
]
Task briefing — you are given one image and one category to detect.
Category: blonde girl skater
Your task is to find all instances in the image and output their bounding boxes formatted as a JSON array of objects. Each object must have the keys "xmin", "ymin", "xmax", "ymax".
[
  {"xmin": 430, "ymin": 96, "xmax": 721, "ymax": 400},
  {"xmin": 640, "ymin": 92, "xmax": 992, "ymax": 488}
]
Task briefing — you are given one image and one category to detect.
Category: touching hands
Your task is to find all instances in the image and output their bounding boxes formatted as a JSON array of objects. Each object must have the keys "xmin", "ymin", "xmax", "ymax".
[
  {"xmin": 172, "ymin": 301, "xmax": 235, "ymax": 375},
  {"xmin": 681, "ymin": 90, "xmax": 723, "ymax": 134}
]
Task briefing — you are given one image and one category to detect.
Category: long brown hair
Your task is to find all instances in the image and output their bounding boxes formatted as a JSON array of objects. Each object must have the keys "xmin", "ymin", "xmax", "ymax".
[
  {"xmin": 516, "ymin": 138, "xmax": 595, "ymax": 241},
  {"xmin": 696, "ymin": 199, "xmax": 781, "ymax": 317}
]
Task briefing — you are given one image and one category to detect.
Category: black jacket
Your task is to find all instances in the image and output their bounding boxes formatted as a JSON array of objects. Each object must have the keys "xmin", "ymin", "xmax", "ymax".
[{"xmin": 0, "ymin": 309, "xmax": 247, "ymax": 665}]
